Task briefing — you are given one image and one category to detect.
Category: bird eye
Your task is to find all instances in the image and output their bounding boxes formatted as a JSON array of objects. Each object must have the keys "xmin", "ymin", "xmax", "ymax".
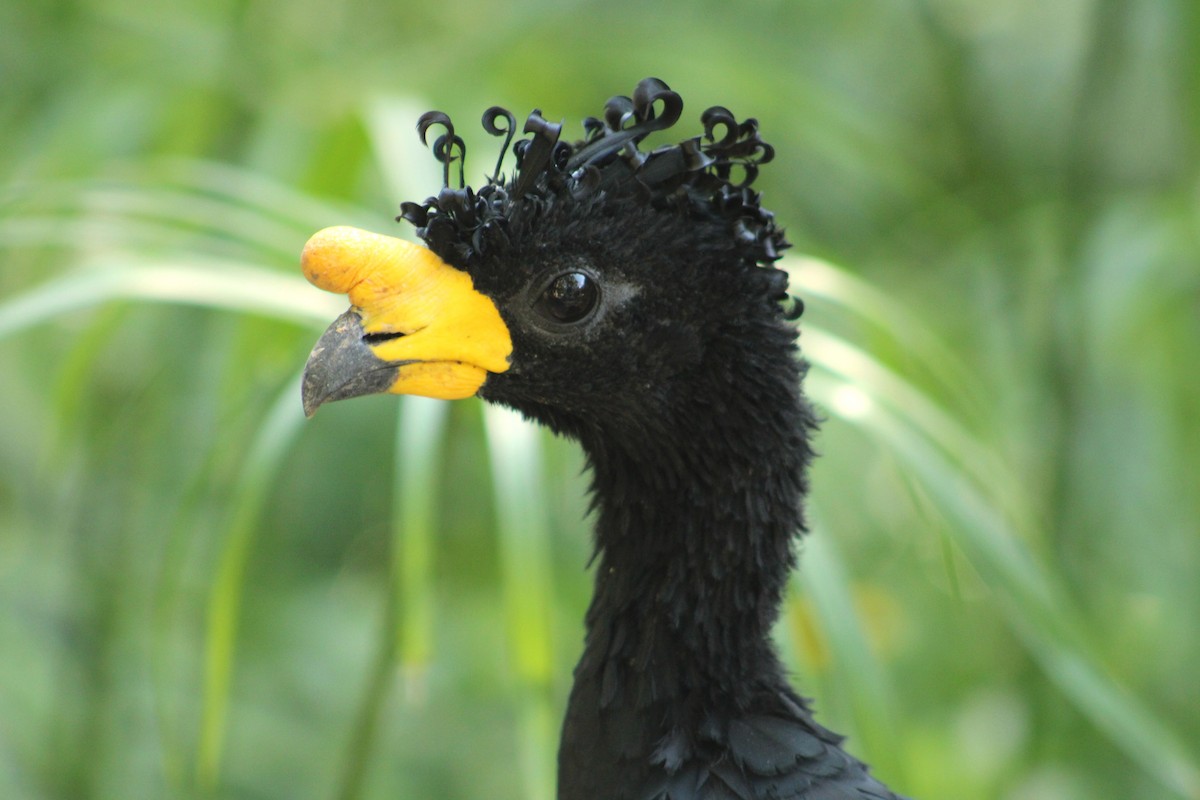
[{"xmin": 536, "ymin": 272, "xmax": 599, "ymax": 324}]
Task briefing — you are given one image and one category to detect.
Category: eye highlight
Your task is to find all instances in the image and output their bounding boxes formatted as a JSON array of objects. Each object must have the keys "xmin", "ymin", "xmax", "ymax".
[{"xmin": 536, "ymin": 272, "xmax": 599, "ymax": 324}]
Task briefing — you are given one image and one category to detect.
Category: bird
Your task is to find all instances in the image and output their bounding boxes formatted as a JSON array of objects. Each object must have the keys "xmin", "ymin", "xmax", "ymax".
[{"xmin": 299, "ymin": 78, "xmax": 906, "ymax": 800}]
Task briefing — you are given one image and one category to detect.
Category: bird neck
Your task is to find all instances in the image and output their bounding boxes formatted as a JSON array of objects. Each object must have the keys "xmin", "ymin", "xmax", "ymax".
[{"xmin": 575, "ymin": 360, "xmax": 814, "ymax": 708}]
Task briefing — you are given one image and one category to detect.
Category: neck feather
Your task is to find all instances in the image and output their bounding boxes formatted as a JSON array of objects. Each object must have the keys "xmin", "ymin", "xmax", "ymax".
[{"xmin": 575, "ymin": 353, "xmax": 814, "ymax": 708}]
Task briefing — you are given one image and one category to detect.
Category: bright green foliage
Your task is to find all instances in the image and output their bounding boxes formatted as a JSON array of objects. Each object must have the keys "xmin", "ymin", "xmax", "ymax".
[{"xmin": 1, "ymin": 2, "xmax": 1197, "ymax": 799}]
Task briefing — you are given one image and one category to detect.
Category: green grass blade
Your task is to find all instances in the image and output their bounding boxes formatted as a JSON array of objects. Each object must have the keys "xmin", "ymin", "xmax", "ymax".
[
  {"xmin": 805, "ymin": 359, "xmax": 1200, "ymax": 799},
  {"xmin": 0, "ymin": 260, "xmax": 342, "ymax": 342},
  {"xmin": 1, "ymin": 160, "xmax": 377, "ymax": 258},
  {"xmin": 363, "ymin": 96, "xmax": 442, "ymax": 205},
  {"xmin": 196, "ymin": 375, "xmax": 307, "ymax": 792},
  {"xmin": 789, "ymin": 523, "xmax": 906, "ymax": 788},
  {"xmin": 334, "ymin": 396, "xmax": 448, "ymax": 800},
  {"xmin": 394, "ymin": 396, "xmax": 447, "ymax": 684},
  {"xmin": 482, "ymin": 405, "xmax": 557, "ymax": 800}
]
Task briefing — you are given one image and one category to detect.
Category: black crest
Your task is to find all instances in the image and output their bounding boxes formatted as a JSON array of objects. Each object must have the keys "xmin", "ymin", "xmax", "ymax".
[{"xmin": 398, "ymin": 78, "xmax": 791, "ymax": 292}]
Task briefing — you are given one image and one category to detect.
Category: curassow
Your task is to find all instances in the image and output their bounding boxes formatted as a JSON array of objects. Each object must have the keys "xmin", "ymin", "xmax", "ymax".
[{"xmin": 300, "ymin": 78, "xmax": 905, "ymax": 800}]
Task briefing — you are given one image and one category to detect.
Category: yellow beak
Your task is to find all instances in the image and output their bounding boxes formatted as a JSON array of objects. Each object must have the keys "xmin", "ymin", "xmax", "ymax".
[{"xmin": 300, "ymin": 226, "xmax": 512, "ymax": 416}]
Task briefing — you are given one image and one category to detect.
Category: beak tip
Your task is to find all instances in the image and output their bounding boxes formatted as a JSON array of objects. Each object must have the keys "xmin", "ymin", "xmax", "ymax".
[
  {"xmin": 300, "ymin": 368, "xmax": 325, "ymax": 418},
  {"xmin": 301, "ymin": 309, "xmax": 400, "ymax": 414}
]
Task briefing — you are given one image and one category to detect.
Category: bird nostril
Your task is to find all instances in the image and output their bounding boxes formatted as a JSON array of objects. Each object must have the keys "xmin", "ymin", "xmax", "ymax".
[{"xmin": 362, "ymin": 330, "xmax": 407, "ymax": 344}]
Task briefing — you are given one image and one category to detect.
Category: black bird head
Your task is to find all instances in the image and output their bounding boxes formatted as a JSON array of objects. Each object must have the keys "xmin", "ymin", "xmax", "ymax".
[
  {"xmin": 302, "ymin": 78, "xmax": 800, "ymax": 449},
  {"xmin": 298, "ymin": 80, "xmax": 907, "ymax": 800}
]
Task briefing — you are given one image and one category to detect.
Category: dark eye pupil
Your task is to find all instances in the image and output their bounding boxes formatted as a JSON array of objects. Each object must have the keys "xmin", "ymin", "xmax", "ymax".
[{"xmin": 541, "ymin": 272, "xmax": 597, "ymax": 323}]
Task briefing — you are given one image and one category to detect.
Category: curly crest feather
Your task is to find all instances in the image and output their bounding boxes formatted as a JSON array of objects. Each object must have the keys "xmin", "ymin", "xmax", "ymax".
[{"xmin": 397, "ymin": 78, "xmax": 789, "ymax": 277}]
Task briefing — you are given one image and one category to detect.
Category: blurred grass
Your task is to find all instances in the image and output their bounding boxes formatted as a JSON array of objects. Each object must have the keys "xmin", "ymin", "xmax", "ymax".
[{"xmin": 1, "ymin": 1, "xmax": 1198, "ymax": 799}]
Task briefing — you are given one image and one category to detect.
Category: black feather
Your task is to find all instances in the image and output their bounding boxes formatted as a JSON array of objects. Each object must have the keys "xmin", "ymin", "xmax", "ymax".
[{"xmin": 399, "ymin": 79, "xmax": 907, "ymax": 800}]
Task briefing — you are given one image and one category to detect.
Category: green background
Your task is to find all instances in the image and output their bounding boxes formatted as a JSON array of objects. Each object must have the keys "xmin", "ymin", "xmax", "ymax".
[{"xmin": 1, "ymin": 1, "xmax": 1197, "ymax": 798}]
